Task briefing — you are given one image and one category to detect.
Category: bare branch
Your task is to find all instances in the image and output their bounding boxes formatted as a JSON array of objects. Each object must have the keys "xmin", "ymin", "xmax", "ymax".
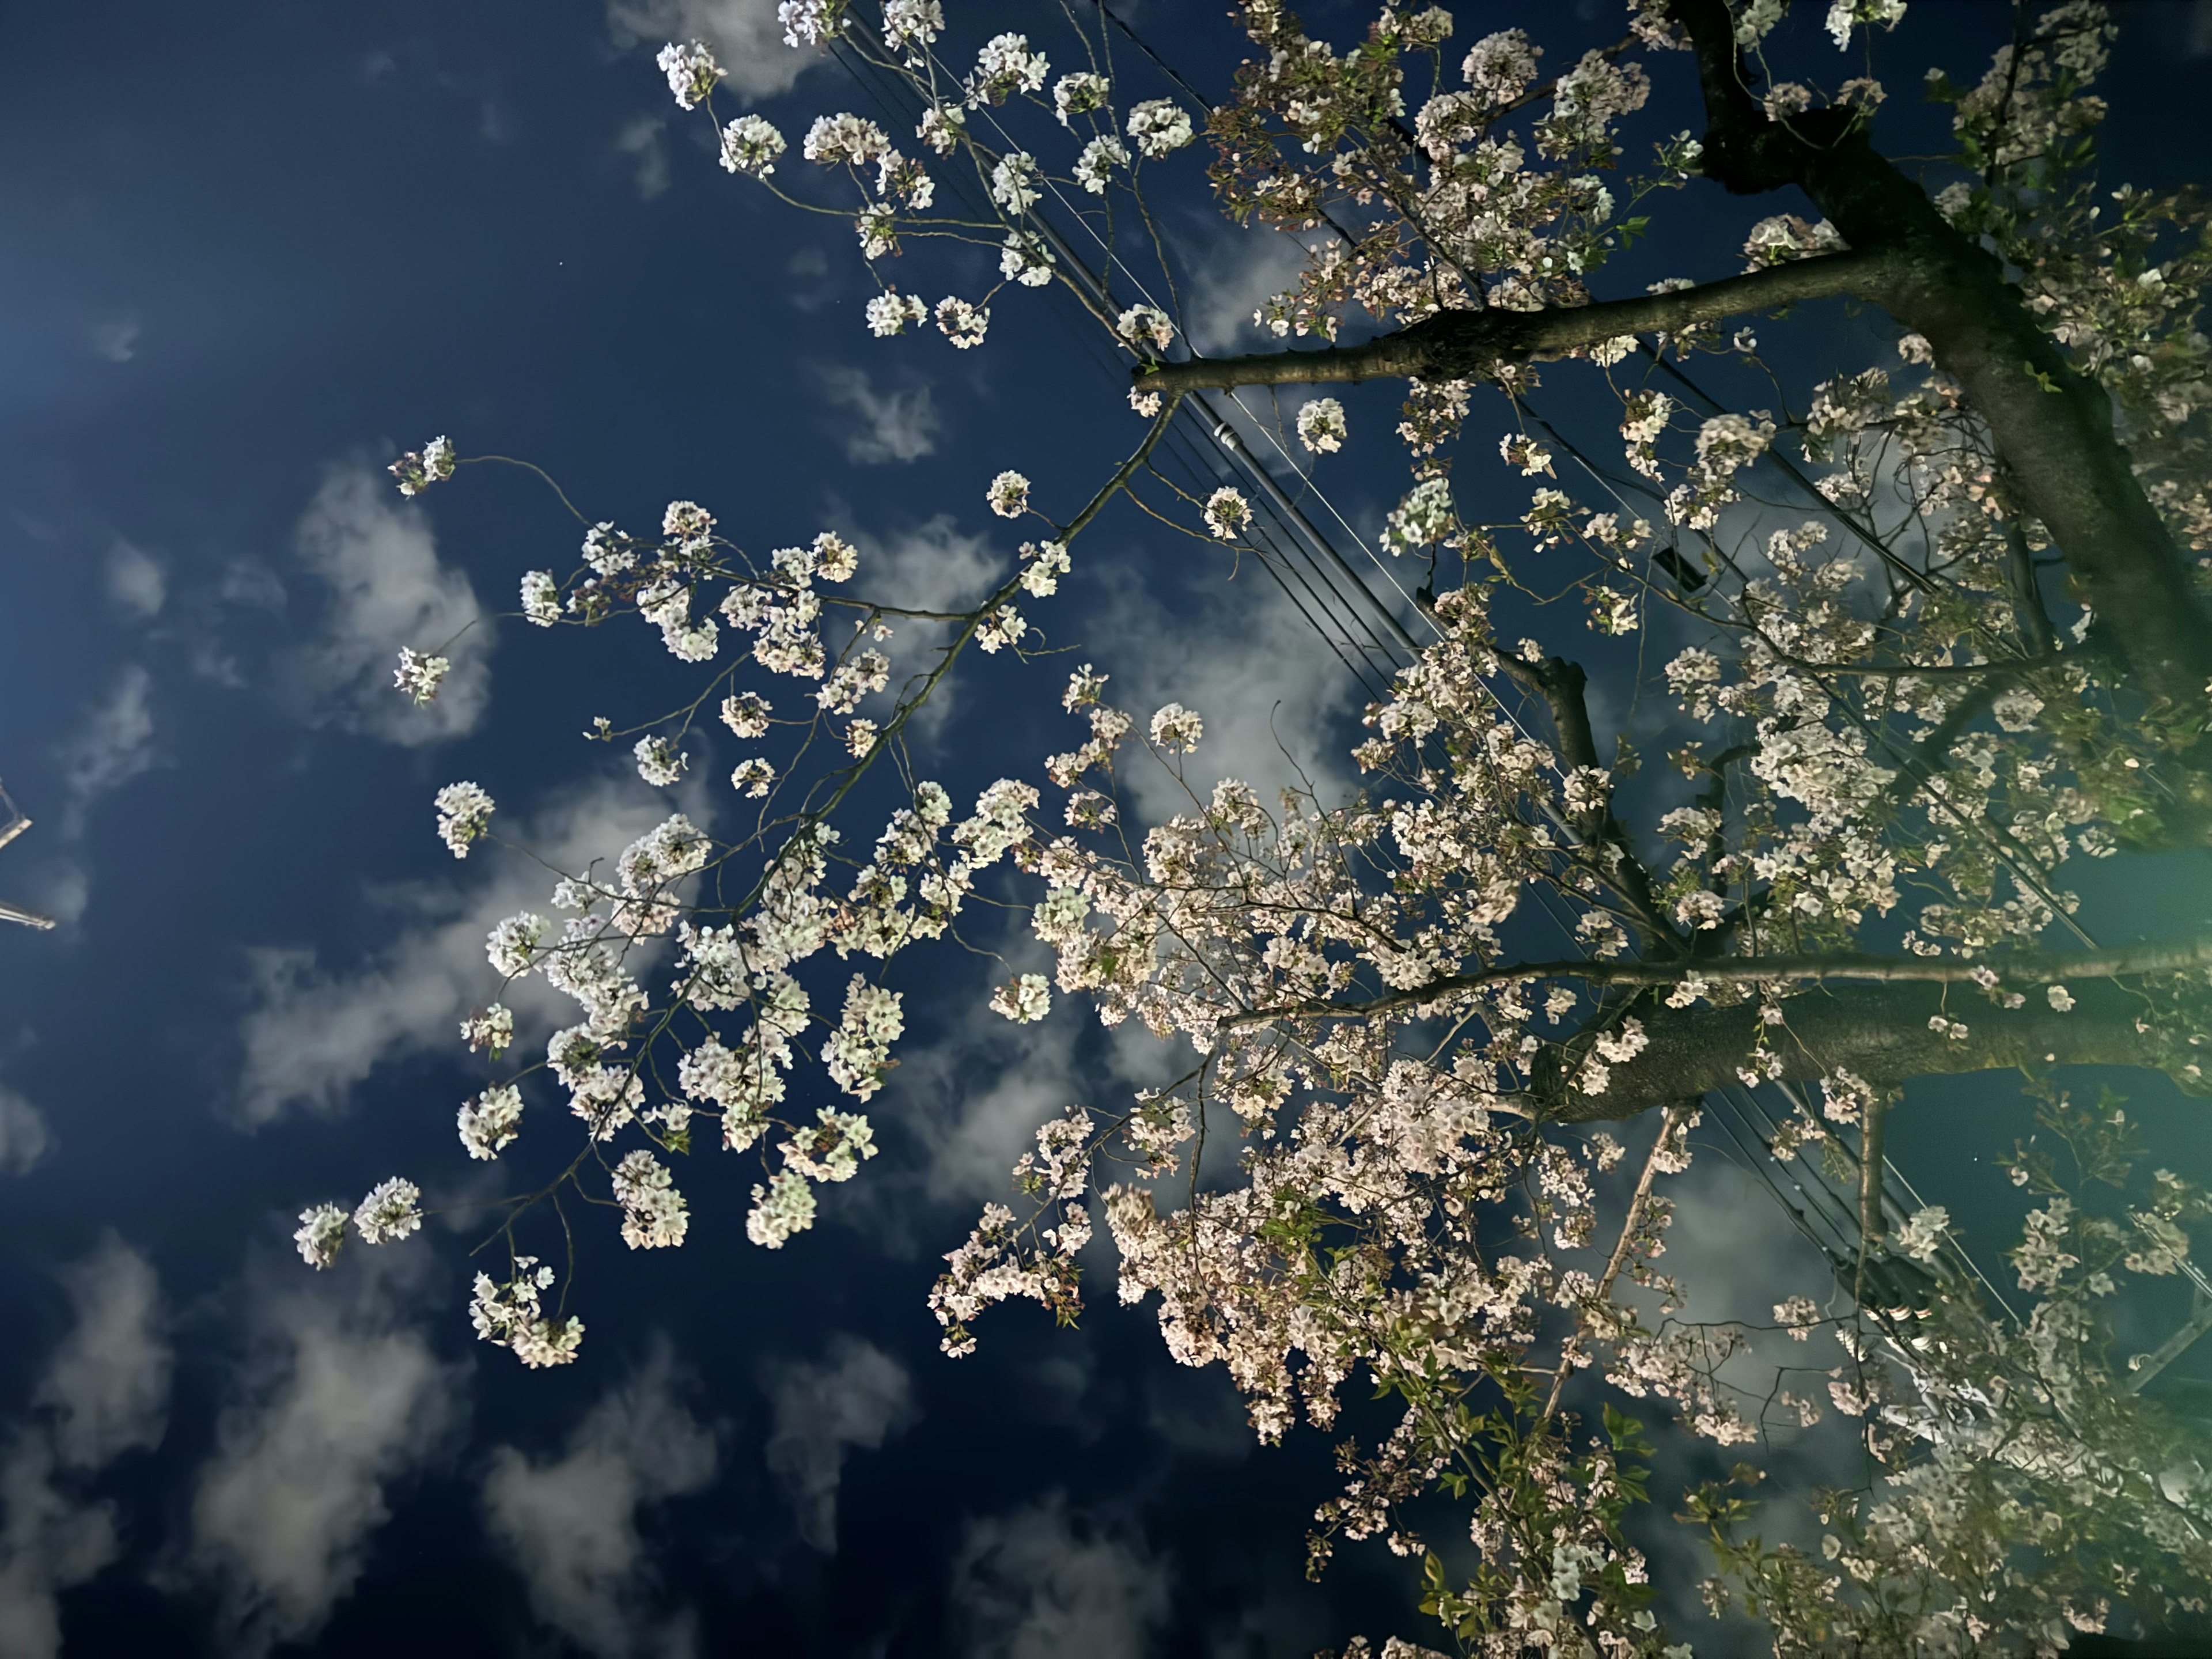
[{"xmin": 1548, "ymin": 979, "xmax": 2181, "ymax": 1123}]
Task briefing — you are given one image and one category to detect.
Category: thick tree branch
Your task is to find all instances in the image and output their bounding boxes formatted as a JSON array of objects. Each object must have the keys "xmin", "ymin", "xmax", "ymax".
[
  {"xmin": 1164, "ymin": 0, "xmax": 2212, "ymax": 729},
  {"xmin": 1665, "ymin": 0, "xmax": 2212, "ymax": 717},
  {"xmin": 1544, "ymin": 979, "xmax": 2179, "ymax": 1123},
  {"xmin": 1136, "ymin": 249, "xmax": 1899, "ymax": 395},
  {"xmin": 1234, "ymin": 930, "xmax": 2212, "ymax": 1029},
  {"xmin": 1496, "ymin": 652, "xmax": 1683, "ymax": 953}
]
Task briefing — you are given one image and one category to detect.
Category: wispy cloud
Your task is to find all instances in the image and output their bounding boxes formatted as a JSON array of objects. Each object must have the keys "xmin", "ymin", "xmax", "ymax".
[
  {"xmin": 817, "ymin": 366, "xmax": 942, "ymax": 465},
  {"xmin": 88, "ymin": 320, "xmax": 140, "ymax": 364},
  {"xmin": 763, "ymin": 1335, "xmax": 914, "ymax": 1550},
  {"xmin": 234, "ymin": 775, "xmax": 680, "ymax": 1126},
  {"xmin": 180, "ymin": 1250, "xmax": 463, "ymax": 1656},
  {"xmin": 0, "ymin": 1236, "xmax": 170, "ymax": 1659},
  {"xmin": 1075, "ymin": 554, "xmax": 1365, "ymax": 827},
  {"xmin": 615, "ymin": 114, "xmax": 671, "ymax": 199},
  {"xmin": 605, "ymin": 0, "xmax": 824, "ymax": 103},
  {"xmin": 54, "ymin": 665, "xmax": 157, "ymax": 835},
  {"xmin": 286, "ymin": 464, "xmax": 490, "ymax": 747},
  {"xmin": 33, "ymin": 1235, "xmax": 170, "ymax": 1469},
  {"xmin": 1181, "ymin": 225, "xmax": 1318, "ymax": 357},
  {"xmin": 103, "ymin": 542, "xmax": 166, "ymax": 620},
  {"xmin": 950, "ymin": 1494, "xmax": 1170, "ymax": 1659},
  {"xmin": 0, "ymin": 1085, "xmax": 51, "ymax": 1177},
  {"xmin": 481, "ymin": 1341, "xmax": 719, "ymax": 1657}
]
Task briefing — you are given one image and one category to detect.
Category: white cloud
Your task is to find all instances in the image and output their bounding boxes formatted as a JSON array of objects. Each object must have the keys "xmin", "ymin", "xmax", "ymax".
[
  {"xmin": 822, "ymin": 512, "xmax": 1005, "ymax": 748},
  {"xmin": 481, "ymin": 1341, "xmax": 718, "ymax": 1658},
  {"xmin": 605, "ymin": 0, "xmax": 823, "ymax": 102},
  {"xmin": 103, "ymin": 541, "xmax": 166, "ymax": 620},
  {"xmin": 818, "ymin": 366, "xmax": 942, "ymax": 465},
  {"xmin": 0, "ymin": 1086, "xmax": 51, "ymax": 1177},
  {"xmin": 950, "ymin": 1495, "xmax": 1170, "ymax": 1659},
  {"xmin": 183, "ymin": 1251, "xmax": 463, "ymax": 1656},
  {"xmin": 287, "ymin": 463, "xmax": 490, "ymax": 747},
  {"xmin": 0, "ymin": 1236, "xmax": 171, "ymax": 1659},
  {"xmin": 869, "ymin": 950, "xmax": 1196, "ymax": 1229},
  {"xmin": 0, "ymin": 1440, "xmax": 115, "ymax": 1659},
  {"xmin": 234, "ymin": 774, "xmax": 680, "ymax": 1126},
  {"xmin": 857, "ymin": 513, "xmax": 1003, "ymax": 616},
  {"xmin": 1599, "ymin": 1147, "xmax": 1863, "ymax": 1645},
  {"xmin": 34, "ymin": 1234, "xmax": 170, "ymax": 1469},
  {"xmin": 1183, "ymin": 226, "xmax": 1317, "ymax": 357},
  {"xmin": 1078, "ymin": 555, "xmax": 1364, "ymax": 828},
  {"xmin": 896, "ymin": 1007, "xmax": 1086, "ymax": 1210},
  {"xmin": 88, "ymin": 320, "xmax": 139, "ymax": 363},
  {"xmin": 615, "ymin": 114, "xmax": 671, "ymax": 199},
  {"xmin": 54, "ymin": 664, "xmax": 157, "ymax": 834},
  {"xmin": 221, "ymin": 556, "xmax": 286, "ymax": 612},
  {"xmin": 785, "ymin": 246, "xmax": 835, "ymax": 312},
  {"xmin": 763, "ymin": 1335, "xmax": 914, "ymax": 1550}
]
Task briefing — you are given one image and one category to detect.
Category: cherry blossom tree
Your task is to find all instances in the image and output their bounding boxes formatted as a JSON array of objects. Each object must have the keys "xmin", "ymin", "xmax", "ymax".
[{"xmin": 326, "ymin": 2, "xmax": 2212, "ymax": 1650}]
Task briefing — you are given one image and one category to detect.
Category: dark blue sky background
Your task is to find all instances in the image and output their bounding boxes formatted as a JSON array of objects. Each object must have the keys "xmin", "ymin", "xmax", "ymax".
[{"xmin": 5, "ymin": 2, "xmax": 2212, "ymax": 1655}]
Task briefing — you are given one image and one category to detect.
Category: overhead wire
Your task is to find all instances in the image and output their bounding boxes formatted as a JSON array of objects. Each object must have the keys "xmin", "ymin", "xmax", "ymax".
[
  {"xmin": 826, "ymin": 32, "xmax": 1393, "ymax": 695},
  {"xmin": 821, "ymin": 8, "xmax": 2016, "ymax": 1319}
]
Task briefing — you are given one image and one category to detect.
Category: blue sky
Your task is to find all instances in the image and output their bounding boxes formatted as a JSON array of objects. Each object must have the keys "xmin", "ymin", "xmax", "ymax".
[{"xmin": 6, "ymin": 2, "xmax": 2212, "ymax": 1655}]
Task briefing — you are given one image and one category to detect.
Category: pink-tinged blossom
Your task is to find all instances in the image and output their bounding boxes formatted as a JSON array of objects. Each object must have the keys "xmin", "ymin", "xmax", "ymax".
[
  {"xmin": 976, "ymin": 605, "xmax": 1027, "ymax": 653},
  {"xmin": 721, "ymin": 690, "xmax": 771, "ymax": 738},
  {"xmin": 916, "ymin": 103, "xmax": 964, "ymax": 155},
  {"xmin": 934, "ymin": 296, "xmax": 988, "ymax": 349},
  {"xmin": 1116, "ymin": 305, "xmax": 1173, "ymax": 352}
]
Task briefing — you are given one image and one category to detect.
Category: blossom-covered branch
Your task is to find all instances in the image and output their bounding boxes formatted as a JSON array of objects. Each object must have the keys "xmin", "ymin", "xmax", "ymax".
[
  {"xmin": 1236, "ymin": 927, "xmax": 2212, "ymax": 1027},
  {"xmin": 1133, "ymin": 247, "xmax": 1900, "ymax": 395}
]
